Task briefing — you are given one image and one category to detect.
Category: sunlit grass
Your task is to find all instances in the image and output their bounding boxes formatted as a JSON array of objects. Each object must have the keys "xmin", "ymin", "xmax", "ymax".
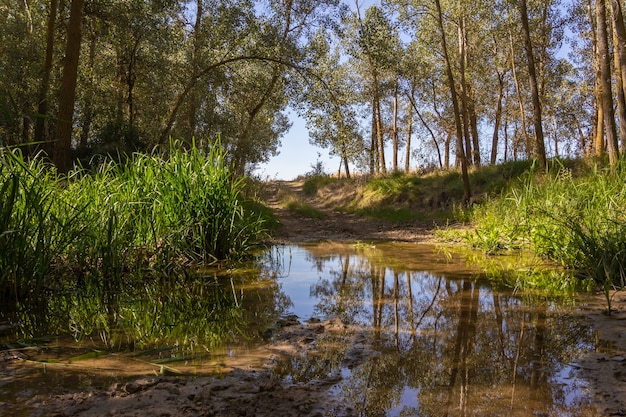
[
  {"xmin": 0, "ymin": 142, "xmax": 269, "ymax": 300},
  {"xmin": 465, "ymin": 158, "xmax": 626, "ymax": 309}
]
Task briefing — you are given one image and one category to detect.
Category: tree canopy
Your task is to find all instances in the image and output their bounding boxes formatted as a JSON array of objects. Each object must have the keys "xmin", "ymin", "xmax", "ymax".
[{"xmin": 0, "ymin": 0, "xmax": 623, "ymax": 181}]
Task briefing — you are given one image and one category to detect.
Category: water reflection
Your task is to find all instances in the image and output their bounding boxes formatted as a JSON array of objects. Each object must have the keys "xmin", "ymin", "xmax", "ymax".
[
  {"xmin": 0, "ymin": 242, "xmax": 600, "ymax": 416},
  {"xmin": 264, "ymin": 242, "xmax": 597, "ymax": 416}
]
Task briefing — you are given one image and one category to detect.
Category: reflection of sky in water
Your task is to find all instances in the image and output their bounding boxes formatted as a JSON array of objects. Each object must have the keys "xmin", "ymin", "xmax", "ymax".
[
  {"xmin": 266, "ymin": 243, "xmax": 599, "ymax": 417},
  {"xmin": 0, "ymin": 241, "xmax": 601, "ymax": 417},
  {"xmin": 275, "ymin": 245, "xmax": 321, "ymax": 319}
]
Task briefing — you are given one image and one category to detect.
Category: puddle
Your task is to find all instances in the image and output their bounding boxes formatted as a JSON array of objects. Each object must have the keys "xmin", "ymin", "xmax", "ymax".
[{"xmin": 0, "ymin": 242, "xmax": 602, "ymax": 416}]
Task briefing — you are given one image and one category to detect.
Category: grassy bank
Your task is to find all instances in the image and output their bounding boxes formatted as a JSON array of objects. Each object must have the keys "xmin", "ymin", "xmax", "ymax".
[
  {"xmin": 299, "ymin": 159, "xmax": 625, "ymax": 302},
  {"xmin": 0, "ymin": 144, "xmax": 268, "ymax": 300},
  {"xmin": 465, "ymin": 159, "xmax": 626, "ymax": 309}
]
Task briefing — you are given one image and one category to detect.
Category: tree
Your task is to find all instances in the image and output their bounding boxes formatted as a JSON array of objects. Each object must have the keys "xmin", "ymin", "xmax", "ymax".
[
  {"xmin": 53, "ymin": 0, "xmax": 85, "ymax": 173},
  {"xmin": 596, "ymin": 0, "xmax": 620, "ymax": 167},
  {"xmin": 33, "ymin": 0, "xmax": 58, "ymax": 156},
  {"xmin": 519, "ymin": 0, "xmax": 547, "ymax": 170},
  {"xmin": 302, "ymin": 32, "xmax": 364, "ymax": 177},
  {"xmin": 434, "ymin": 0, "xmax": 471, "ymax": 202}
]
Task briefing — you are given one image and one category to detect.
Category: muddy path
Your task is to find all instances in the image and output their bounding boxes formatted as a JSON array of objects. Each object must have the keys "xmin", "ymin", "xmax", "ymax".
[{"xmin": 262, "ymin": 179, "xmax": 437, "ymax": 244}]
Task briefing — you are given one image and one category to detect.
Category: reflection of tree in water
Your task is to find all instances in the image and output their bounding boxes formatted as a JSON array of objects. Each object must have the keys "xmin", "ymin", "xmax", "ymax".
[
  {"xmin": 2, "ymin": 250, "xmax": 294, "ymax": 357},
  {"xmin": 299, "ymin": 244, "xmax": 596, "ymax": 417}
]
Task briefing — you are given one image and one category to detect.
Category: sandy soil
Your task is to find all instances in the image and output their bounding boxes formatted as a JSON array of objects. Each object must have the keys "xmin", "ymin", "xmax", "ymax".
[{"xmin": 1, "ymin": 179, "xmax": 625, "ymax": 416}]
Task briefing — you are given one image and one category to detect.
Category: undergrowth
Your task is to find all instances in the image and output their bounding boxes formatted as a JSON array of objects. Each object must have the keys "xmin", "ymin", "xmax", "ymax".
[
  {"xmin": 0, "ymin": 142, "xmax": 268, "ymax": 300},
  {"xmin": 465, "ymin": 158, "xmax": 626, "ymax": 311}
]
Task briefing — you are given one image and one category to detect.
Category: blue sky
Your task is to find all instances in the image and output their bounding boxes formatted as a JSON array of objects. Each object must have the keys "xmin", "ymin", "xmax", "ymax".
[
  {"xmin": 254, "ymin": 112, "xmax": 340, "ymax": 180},
  {"xmin": 254, "ymin": 0, "xmax": 380, "ymax": 180}
]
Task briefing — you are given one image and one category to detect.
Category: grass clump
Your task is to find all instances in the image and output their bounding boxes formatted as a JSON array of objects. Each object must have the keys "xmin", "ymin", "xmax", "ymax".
[
  {"xmin": 0, "ymin": 142, "xmax": 268, "ymax": 300},
  {"xmin": 302, "ymin": 175, "xmax": 338, "ymax": 196},
  {"xmin": 466, "ymin": 158, "xmax": 626, "ymax": 310}
]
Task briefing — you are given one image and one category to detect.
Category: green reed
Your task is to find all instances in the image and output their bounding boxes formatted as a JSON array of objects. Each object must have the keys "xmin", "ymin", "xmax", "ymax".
[
  {"xmin": 467, "ymin": 159, "xmax": 626, "ymax": 307},
  {"xmin": 0, "ymin": 142, "xmax": 267, "ymax": 299}
]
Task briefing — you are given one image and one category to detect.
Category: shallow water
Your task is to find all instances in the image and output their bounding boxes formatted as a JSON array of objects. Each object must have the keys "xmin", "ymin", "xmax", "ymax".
[{"xmin": 0, "ymin": 242, "xmax": 601, "ymax": 416}]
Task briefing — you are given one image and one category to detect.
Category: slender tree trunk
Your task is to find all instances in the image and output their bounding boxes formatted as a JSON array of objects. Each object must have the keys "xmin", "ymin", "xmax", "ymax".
[
  {"xmin": 53, "ymin": 0, "xmax": 85, "ymax": 173},
  {"xmin": 587, "ymin": 0, "xmax": 605, "ymax": 156},
  {"xmin": 80, "ymin": 27, "xmax": 97, "ymax": 148},
  {"xmin": 405, "ymin": 86, "xmax": 414, "ymax": 172},
  {"xmin": 611, "ymin": 0, "xmax": 626, "ymax": 149},
  {"xmin": 392, "ymin": 82, "xmax": 399, "ymax": 172},
  {"xmin": 509, "ymin": 29, "xmax": 531, "ymax": 157},
  {"xmin": 597, "ymin": 0, "xmax": 620, "ymax": 167},
  {"xmin": 491, "ymin": 71, "xmax": 505, "ymax": 164},
  {"xmin": 373, "ymin": 73, "xmax": 386, "ymax": 174},
  {"xmin": 612, "ymin": 21, "xmax": 626, "ymax": 146},
  {"xmin": 187, "ymin": 0, "xmax": 204, "ymax": 140},
  {"xmin": 458, "ymin": 16, "xmax": 473, "ymax": 166},
  {"xmin": 370, "ymin": 99, "xmax": 377, "ymax": 174},
  {"xmin": 551, "ymin": 114, "xmax": 559, "ymax": 157},
  {"xmin": 408, "ymin": 92, "xmax": 443, "ymax": 168},
  {"xmin": 444, "ymin": 133, "xmax": 451, "ymax": 169},
  {"xmin": 435, "ymin": 0, "xmax": 471, "ymax": 202},
  {"xmin": 468, "ymin": 93, "xmax": 481, "ymax": 165},
  {"xmin": 519, "ymin": 0, "xmax": 547, "ymax": 170},
  {"xmin": 34, "ymin": 0, "xmax": 59, "ymax": 157}
]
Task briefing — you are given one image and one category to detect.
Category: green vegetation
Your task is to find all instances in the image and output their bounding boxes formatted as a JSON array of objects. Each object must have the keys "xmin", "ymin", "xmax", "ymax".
[
  {"xmin": 275, "ymin": 181, "xmax": 327, "ymax": 219},
  {"xmin": 462, "ymin": 159, "xmax": 626, "ymax": 309},
  {"xmin": 302, "ymin": 159, "xmax": 625, "ymax": 302},
  {"xmin": 0, "ymin": 143, "xmax": 268, "ymax": 300}
]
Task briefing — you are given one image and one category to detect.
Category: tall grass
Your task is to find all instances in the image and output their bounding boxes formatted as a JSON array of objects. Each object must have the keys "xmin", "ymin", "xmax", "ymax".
[
  {"xmin": 467, "ymin": 159, "xmax": 626, "ymax": 310},
  {"xmin": 0, "ymin": 142, "xmax": 267, "ymax": 299}
]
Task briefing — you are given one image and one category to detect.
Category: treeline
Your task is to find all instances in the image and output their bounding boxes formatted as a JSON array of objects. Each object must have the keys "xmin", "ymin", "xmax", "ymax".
[{"xmin": 1, "ymin": 1, "xmax": 624, "ymax": 186}]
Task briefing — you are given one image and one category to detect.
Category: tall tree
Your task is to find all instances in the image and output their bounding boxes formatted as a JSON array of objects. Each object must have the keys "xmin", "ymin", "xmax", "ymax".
[
  {"xmin": 596, "ymin": 0, "xmax": 620, "ymax": 166},
  {"xmin": 610, "ymin": 0, "xmax": 626, "ymax": 148},
  {"xmin": 519, "ymin": 0, "xmax": 547, "ymax": 170},
  {"xmin": 33, "ymin": 0, "xmax": 58, "ymax": 156},
  {"xmin": 434, "ymin": 0, "xmax": 471, "ymax": 202},
  {"xmin": 53, "ymin": 0, "xmax": 85, "ymax": 173}
]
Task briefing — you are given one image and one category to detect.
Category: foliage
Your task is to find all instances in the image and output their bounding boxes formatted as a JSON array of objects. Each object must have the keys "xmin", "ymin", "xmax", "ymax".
[
  {"xmin": 302, "ymin": 175, "xmax": 338, "ymax": 196},
  {"xmin": 466, "ymin": 158, "xmax": 626, "ymax": 310},
  {"xmin": 0, "ymin": 143, "xmax": 268, "ymax": 300}
]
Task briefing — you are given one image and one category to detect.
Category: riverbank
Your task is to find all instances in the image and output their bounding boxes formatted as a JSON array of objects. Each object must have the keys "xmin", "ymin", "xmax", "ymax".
[{"xmin": 1, "ymin": 179, "xmax": 625, "ymax": 416}]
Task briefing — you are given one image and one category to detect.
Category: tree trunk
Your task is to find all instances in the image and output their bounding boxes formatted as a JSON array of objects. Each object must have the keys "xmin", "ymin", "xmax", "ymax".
[
  {"xmin": 491, "ymin": 71, "xmax": 505, "ymax": 165},
  {"xmin": 509, "ymin": 29, "xmax": 531, "ymax": 158},
  {"xmin": 34, "ymin": 0, "xmax": 59, "ymax": 158},
  {"xmin": 519, "ymin": 0, "xmax": 547, "ymax": 170},
  {"xmin": 405, "ymin": 87, "xmax": 414, "ymax": 172},
  {"xmin": 53, "ymin": 0, "xmax": 85, "ymax": 173},
  {"xmin": 468, "ymin": 94, "xmax": 481, "ymax": 165},
  {"xmin": 435, "ymin": 0, "xmax": 471, "ymax": 202},
  {"xmin": 370, "ymin": 98, "xmax": 377, "ymax": 174},
  {"xmin": 597, "ymin": 0, "xmax": 620, "ymax": 167},
  {"xmin": 458, "ymin": 16, "xmax": 473, "ymax": 166},
  {"xmin": 342, "ymin": 154, "xmax": 351, "ymax": 179},
  {"xmin": 613, "ymin": 20, "xmax": 626, "ymax": 146},
  {"xmin": 611, "ymin": 0, "xmax": 626, "ymax": 149},
  {"xmin": 392, "ymin": 82, "xmax": 399, "ymax": 172},
  {"xmin": 373, "ymin": 72, "xmax": 386, "ymax": 174},
  {"xmin": 408, "ymin": 92, "xmax": 443, "ymax": 168},
  {"xmin": 80, "ymin": 27, "xmax": 97, "ymax": 148}
]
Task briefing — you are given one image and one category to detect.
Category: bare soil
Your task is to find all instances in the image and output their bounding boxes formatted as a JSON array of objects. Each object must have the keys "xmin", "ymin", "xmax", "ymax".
[{"xmin": 2, "ymin": 180, "xmax": 626, "ymax": 416}]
